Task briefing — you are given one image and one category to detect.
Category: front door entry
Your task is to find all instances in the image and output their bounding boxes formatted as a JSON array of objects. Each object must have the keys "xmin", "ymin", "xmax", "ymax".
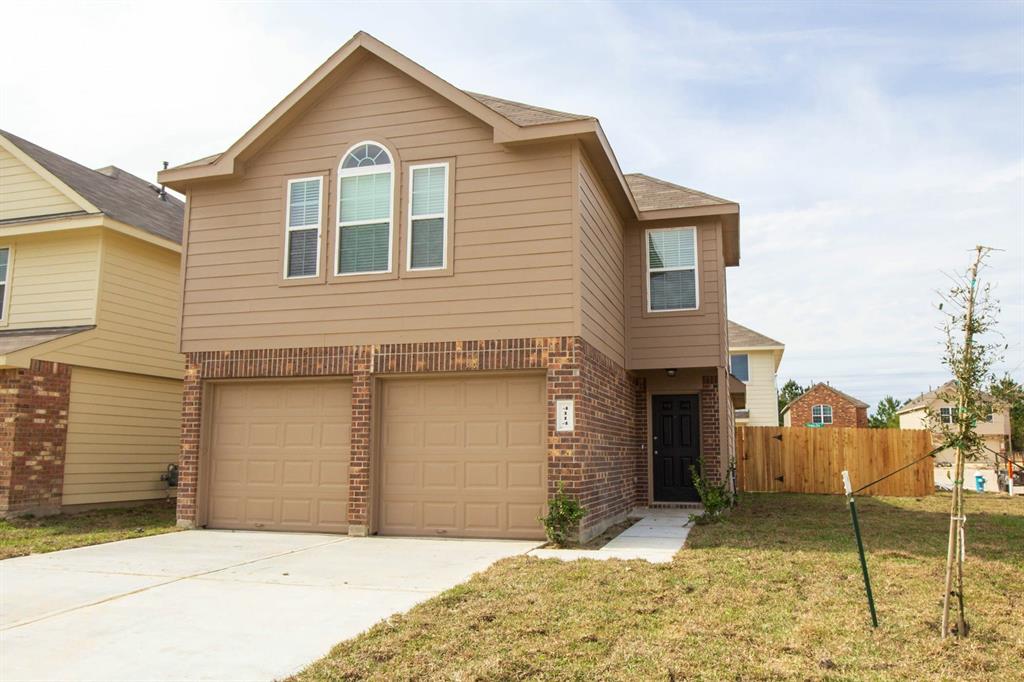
[{"xmin": 652, "ymin": 394, "xmax": 701, "ymax": 502}]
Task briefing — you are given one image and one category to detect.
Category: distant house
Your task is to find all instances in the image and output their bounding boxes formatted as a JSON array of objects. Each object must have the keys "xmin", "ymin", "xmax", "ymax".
[
  {"xmin": 781, "ymin": 382, "xmax": 868, "ymax": 428},
  {"xmin": 898, "ymin": 380, "xmax": 1012, "ymax": 492},
  {"xmin": 0, "ymin": 131, "xmax": 184, "ymax": 516},
  {"xmin": 728, "ymin": 321, "xmax": 784, "ymax": 426}
]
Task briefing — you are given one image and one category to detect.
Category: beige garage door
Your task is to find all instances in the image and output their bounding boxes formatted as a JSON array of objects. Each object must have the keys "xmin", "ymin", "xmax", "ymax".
[
  {"xmin": 379, "ymin": 374, "xmax": 547, "ymax": 539},
  {"xmin": 206, "ymin": 380, "xmax": 351, "ymax": 532}
]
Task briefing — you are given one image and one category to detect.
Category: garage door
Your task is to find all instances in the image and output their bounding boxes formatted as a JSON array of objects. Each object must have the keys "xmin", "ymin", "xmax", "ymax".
[
  {"xmin": 206, "ymin": 380, "xmax": 351, "ymax": 532},
  {"xmin": 379, "ymin": 374, "xmax": 547, "ymax": 539}
]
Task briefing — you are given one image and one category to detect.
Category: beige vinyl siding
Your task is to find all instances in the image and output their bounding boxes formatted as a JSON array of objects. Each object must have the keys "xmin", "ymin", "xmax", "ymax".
[
  {"xmin": 0, "ymin": 145, "xmax": 83, "ymax": 221},
  {"xmin": 63, "ymin": 366, "xmax": 182, "ymax": 506},
  {"xmin": 577, "ymin": 149, "xmax": 626, "ymax": 366},
  {"xmin": 736, "ymin": 349, "xmax": 779, "ymax": 426},
  {"xmin": 0, "ymin": 230, "xmax": 99, "ymax": 329},
  {"xmin": 181, "ymin": 55, "xmax": 575, "ymax": 352},
  {"xmin": 45, "ymin": 231, "xmax": 183, "ymax": 378},
  {"xmin": 627, "ymin": 218, "xmax": 727, "ymax": 369}
]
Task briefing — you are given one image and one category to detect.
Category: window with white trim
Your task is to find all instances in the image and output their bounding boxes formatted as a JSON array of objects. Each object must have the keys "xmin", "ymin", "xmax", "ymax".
[
  {"xmin": 407, "ymin": 162, "xmax": 448, "ymax": 270},
  {"xmin": 730, "ymin": 354, "xmax": 749, "ymax": 382},
  {"xmin": 940, "ymin": 407, "xmax": 957, "ymax": 424},
  {"xmin": 284, "ymin": 177, "xmax": 322, "ymax": 279},
  {"xmin": 647, "ymin": 227, "xmax": 698, "ymax": 311},
  {"xmin": 811, "ymin": 404, "xmax": 832, "ymax": 424},
  {"xmin": 337, "ymin": 142, "xmax": 393, "ymax": 275},
  {"xmin": 0, "ymin": 247, "xmax": 9, "ymax": 320}
]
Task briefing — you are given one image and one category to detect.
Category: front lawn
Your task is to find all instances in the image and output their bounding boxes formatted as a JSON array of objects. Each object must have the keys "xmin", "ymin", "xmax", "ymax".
[
  {"xmin": 0, "ymin": 500, "xmax": 179, "ymax": 559},
  {"xmin": 296, "ymin": 492, "xmax": 1023, "ymax": 681}
]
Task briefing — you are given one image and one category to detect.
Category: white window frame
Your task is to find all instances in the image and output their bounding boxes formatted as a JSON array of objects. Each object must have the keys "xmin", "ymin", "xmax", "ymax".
[
  {"xmin": 283, "ymin": 176, "xmax": 323, "ymax": 279},
  {"xmin": 730, "ymin": 353, "xmax": 750, "ymax": 383},
  {"xmin": 940, "ymin": 407, "xmax": 956, "ymax": 424},
  {"xmin": 645, "ymin": 226, "xmax": 699, "ymax": 313},
  {"xmin": 406, "ymin": 161, "xmax": 449, "ymax": 272},
  {"xmin": 0, "ymin": 245, "xmax": 11, "ymax": 323},
  {"xmin": 812, "ymin": 404, "xmax": 833, "ymax": 425},
  {"xmin": 335, "ymin": 141, "xmax": 394, "ymax": 277}
]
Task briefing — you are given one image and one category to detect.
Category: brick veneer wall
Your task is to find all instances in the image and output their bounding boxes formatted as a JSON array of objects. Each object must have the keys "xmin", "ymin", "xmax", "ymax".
[
  {"xmin": 787, "ymin": 384, "xmax": 868, "ymax": 428},
  {"xmin": 699, "ymin": 375, "xmax": 724, "ymax": 485},
  {"xmin": 179, "ymin": 337, "xmax": 646, "ymax": 541},
  {"xmin": 0, "ymin": 360, "xmax": 71, "ymax": 516}
]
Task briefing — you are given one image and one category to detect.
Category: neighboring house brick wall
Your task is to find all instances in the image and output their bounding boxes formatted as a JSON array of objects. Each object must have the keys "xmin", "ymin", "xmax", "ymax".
[
  {"xmin": 786, "ymin": 384, "xmax": 867, "ymax": 428},
  {"xmin": 178, "ymin": 336, "xmax": 646, "ymax": 541},
  {"xmin": 0, "ymin": 360, "xmax": 71, "ymax": 516}
]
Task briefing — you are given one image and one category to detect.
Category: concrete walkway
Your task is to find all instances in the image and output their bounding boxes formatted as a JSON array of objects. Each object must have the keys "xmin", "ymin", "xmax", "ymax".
[
  {"xmin": 1, "ymin": 530, "xmax": 539, "ymax": 682},
  {"xmin": 528, "ymin": 507, "xmax": 695, "ymax": 563}
]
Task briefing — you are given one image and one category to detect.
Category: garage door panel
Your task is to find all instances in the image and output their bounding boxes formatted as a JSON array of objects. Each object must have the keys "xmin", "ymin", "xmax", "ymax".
[
  {"xmin": 207, "ymin": 380, "xmax": 351, "ymax": 533},
  {"xmin": 380, "ymin": 374, "xmax": 546, "ymax": 540}
]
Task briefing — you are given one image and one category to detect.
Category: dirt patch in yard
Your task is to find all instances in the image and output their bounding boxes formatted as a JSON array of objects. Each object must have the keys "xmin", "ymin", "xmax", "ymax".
[{"xmin": 540, "ymin": 518, "xmax": 637, "ymax": 550}]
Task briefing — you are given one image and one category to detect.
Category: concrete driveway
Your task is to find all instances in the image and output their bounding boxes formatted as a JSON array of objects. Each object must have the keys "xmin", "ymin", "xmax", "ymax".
[{"xmin": 1, "ymin": 530, "xmax": 539, "ymax": 682}]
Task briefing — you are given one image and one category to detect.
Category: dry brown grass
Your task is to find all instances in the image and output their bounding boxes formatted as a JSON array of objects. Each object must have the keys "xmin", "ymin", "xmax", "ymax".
[{"xmin": 295, "ymin": 492, "xmax": 1023, "ymax": 681}]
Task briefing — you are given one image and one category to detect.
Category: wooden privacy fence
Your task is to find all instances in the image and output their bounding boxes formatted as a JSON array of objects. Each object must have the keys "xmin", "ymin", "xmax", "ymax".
[{"xmin": 736, "ymin": 426, "xmax": 934, "ymax": 497}]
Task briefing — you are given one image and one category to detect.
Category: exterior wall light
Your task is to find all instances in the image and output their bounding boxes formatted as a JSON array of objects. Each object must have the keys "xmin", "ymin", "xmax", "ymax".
[{"xmin": 666, "ymin": 368, "xmax": 677, "ymax": 377}]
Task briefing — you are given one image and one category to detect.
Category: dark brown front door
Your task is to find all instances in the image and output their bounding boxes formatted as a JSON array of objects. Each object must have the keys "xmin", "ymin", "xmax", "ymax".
[{"xmin": 652, "ymin": 395, "xmax": 700, "ymax": 502}]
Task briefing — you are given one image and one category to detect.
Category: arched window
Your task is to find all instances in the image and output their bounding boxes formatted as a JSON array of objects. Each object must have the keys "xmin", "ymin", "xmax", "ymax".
[
  {"xmin": 811, "ymin": 404, "xmax": 833, "ymax": 425},
  {"xmin": 337, "ymin": 141, "xmax": 393, "ymax": 275}
]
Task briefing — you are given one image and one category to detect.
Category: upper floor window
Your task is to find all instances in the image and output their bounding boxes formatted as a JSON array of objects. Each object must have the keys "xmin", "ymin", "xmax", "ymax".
[
  {"xmin": 811, "ymin": 404, "xmax": 832, "ymax": 424},
  {"xmin": 730, "ymin": 354, "xmax": 749, "ymax": 382},
  {"xmin": 0, "ymin": 247, "xmax": 9, "ymax": 320},
  {"xmin": 284, "ymin": 177, "xmax": 322, "ymax": 279},
  {"xmin": 337, "ymin": 142, "xmax": 393, "ymax": 275},
  {"xmin": 940, "ymin": 406, "xmax": 957, "ymax": 424},
  {"xmin": 407, "ymin": 162, "xmax": 448, "ymax": 270},
  {"xmin": 647, "ymin": 227, "xmax": 698, "ymax": 312}
]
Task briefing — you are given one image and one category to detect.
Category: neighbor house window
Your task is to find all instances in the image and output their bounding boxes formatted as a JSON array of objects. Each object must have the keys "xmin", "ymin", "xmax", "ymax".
[
  {"xmin": 0, "ymin": 247, "xmax": 9, "ymax": 320},
  {"xmin": 337, "ymin": 141, "xmax": 393, "ymax": 275},
  {"xmin": 407, "ymin": 162, "xmax": 448, "ymax": 270},
  {"xmin": 940, "ymin": 407, "xmax": 956, "ymax": 424},
  {"xmin": 284, "ymin": 177, "xmax": 322, "ymax": 278},
  {"xmin": 730, "ymin": 354, "xmax": 749, "ymax": 382},
  {"xmin": 812, "ymin": 404, "xmax": 832, "ymax": 424},
  {"xmin": 647, "ymin": 227, "xmax": 698, "ymax": 311}
]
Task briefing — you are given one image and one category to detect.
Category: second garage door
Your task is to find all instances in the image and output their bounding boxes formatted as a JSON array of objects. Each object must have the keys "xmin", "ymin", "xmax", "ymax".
[
  {"xmin": 206, "ymin": 379, "xmax": 351, "ymax": 532},
  {"xmin": 379, "ymin": 374, "xmax": 548, "ymax": 539}
]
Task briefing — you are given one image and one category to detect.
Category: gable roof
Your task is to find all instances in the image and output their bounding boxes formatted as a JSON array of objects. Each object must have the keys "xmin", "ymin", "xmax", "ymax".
[
  {"xmin": 728, "ymin": 321, "xmax": 784, "ymax": 349},
  {"xmin": 157, "ymin": 31, "xmax": 739, "ymax": 259},
  {"xmin": 780, "ymin": 382, "xmax": 869, "ymax": 415},
  {"xmin": 1, "ymin": 131, "xmax": 184, "ymax": 244},
  {"xmin": 896, "ymin": 380, "xmax": 996, "ymax": 415}
]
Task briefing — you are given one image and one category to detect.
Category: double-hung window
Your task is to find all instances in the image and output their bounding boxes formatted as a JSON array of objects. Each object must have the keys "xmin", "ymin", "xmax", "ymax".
[
  {"xmin": 284, "ymin": 177, "xmax": 322, "ymax": 279},
  {"xmin": 730, "ymin": 354, "xmax": 750, "ymax": 382},
  {"xmin": 337, "ymin": 141, "xmax": 393, "ymax": 275},
  {"xmin": 0, "ymin": 247, "xmax": 9, "ymax": 320},
  {"xmin": 811, "ymin": 404, "xmax": 832, "ymax": 425},
  {"xmin": 647, "ymin": 227, "xmax": 698, "ymax": 311},
  {"xmin": 407, "ymin": 163, "xmax": 448, "ymax": 270}
]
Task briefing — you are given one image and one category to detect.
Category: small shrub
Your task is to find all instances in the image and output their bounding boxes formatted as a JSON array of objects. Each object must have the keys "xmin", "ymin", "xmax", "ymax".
[
  {"xmin": 539, "ymin": 482, "xmax": 586, "ymax": 546},
  {"xmin": 690, "ymin": 461, "xmax": 734, "ymax": 523}
]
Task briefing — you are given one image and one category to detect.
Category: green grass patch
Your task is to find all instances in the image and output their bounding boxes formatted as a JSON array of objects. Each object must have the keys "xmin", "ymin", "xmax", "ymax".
[
  {"xmin": 295, "ymin": 492, "xmax": 1023, "ymax": 681},
  {"xmin": 0, "ymin": 500, "xmax": 179, "ymax": 559}
]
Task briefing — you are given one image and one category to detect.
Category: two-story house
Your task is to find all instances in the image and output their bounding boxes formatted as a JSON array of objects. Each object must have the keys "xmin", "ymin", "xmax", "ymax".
[
  {"xmin": 0, "ymin": 131, "xmax": 184, "ymax": 516},
  {"xmin": 158, "ymin": 33, "xmax": 744, "ymax": 541},
  {"xmin": 781, "ymin": 382, "xmax": 869, "ymax": 428},
  {"xmin": 728, "ymin": 321, "xmax": 784, "ymax": 427},
  {"xmin": 898, "ymin": 380, "xmax": 1012, "ymax": 491}
]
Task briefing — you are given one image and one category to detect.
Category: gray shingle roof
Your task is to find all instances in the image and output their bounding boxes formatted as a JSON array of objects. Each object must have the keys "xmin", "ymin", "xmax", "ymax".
[
  {"xmin": 465, "ymin": 92, "xmax": 592, "ymax": 127},
  {"xmin": 728, "ymin": 321, "xmax": 783, "ymax": 349},
  {"xmin": 1, "ymin": 131, "xmax": 183, "ymax": 244},
  {"xmin": 624, "ymin": 173, "xmax": 734, "ymax": 211},
  {"xmin": 0, "ymin": 325, "xmax": 95, "ymax": 356}
]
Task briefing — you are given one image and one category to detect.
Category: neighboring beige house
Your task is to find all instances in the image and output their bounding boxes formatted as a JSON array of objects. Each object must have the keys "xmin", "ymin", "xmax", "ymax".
[
  {"xmin": 157, "ymin": 32, "xmax": 745, "ymax": 542},
  {"xmin": 0, "ymin": 131, "xmax": 184, "ymax": 515},
  {"xmin": 728, "ymin": 321, "xmax": 784, "ymax": 426},
  {"xmin": 898, "ymin": 381, "xmax": 1012, "ymax": 492}
]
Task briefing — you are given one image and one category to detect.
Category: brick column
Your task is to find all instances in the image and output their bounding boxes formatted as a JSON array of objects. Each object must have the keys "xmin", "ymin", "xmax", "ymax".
[
  {"xmin": 0, "ymin": 360, "xmax": 71, "ymax": 516},
  {"xmin": 176, "ymin": 359, "xmax": 203, "ymax": 527},
  {"xmin": 545, "ymin": 336, "xmax": 582, "ymax": 496},
  {"xmin": 346, "ymin": 346, "xmax": 374, "ymax": 535},
  {"xmin": 700, "ymin": 374, "xmax": 723, "ymax": 485}
]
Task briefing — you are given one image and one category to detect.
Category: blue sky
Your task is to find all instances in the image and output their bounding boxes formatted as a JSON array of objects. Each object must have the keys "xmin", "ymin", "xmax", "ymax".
[{"xmin": 2, "ymin": 1, "xmax": 1021, "ymax": 410}]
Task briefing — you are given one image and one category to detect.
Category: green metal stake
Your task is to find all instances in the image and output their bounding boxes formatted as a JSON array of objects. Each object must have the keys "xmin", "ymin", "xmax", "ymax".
[{"xmin": 842, "ymin": 470, "xmax": 878, "ymax": 628}]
